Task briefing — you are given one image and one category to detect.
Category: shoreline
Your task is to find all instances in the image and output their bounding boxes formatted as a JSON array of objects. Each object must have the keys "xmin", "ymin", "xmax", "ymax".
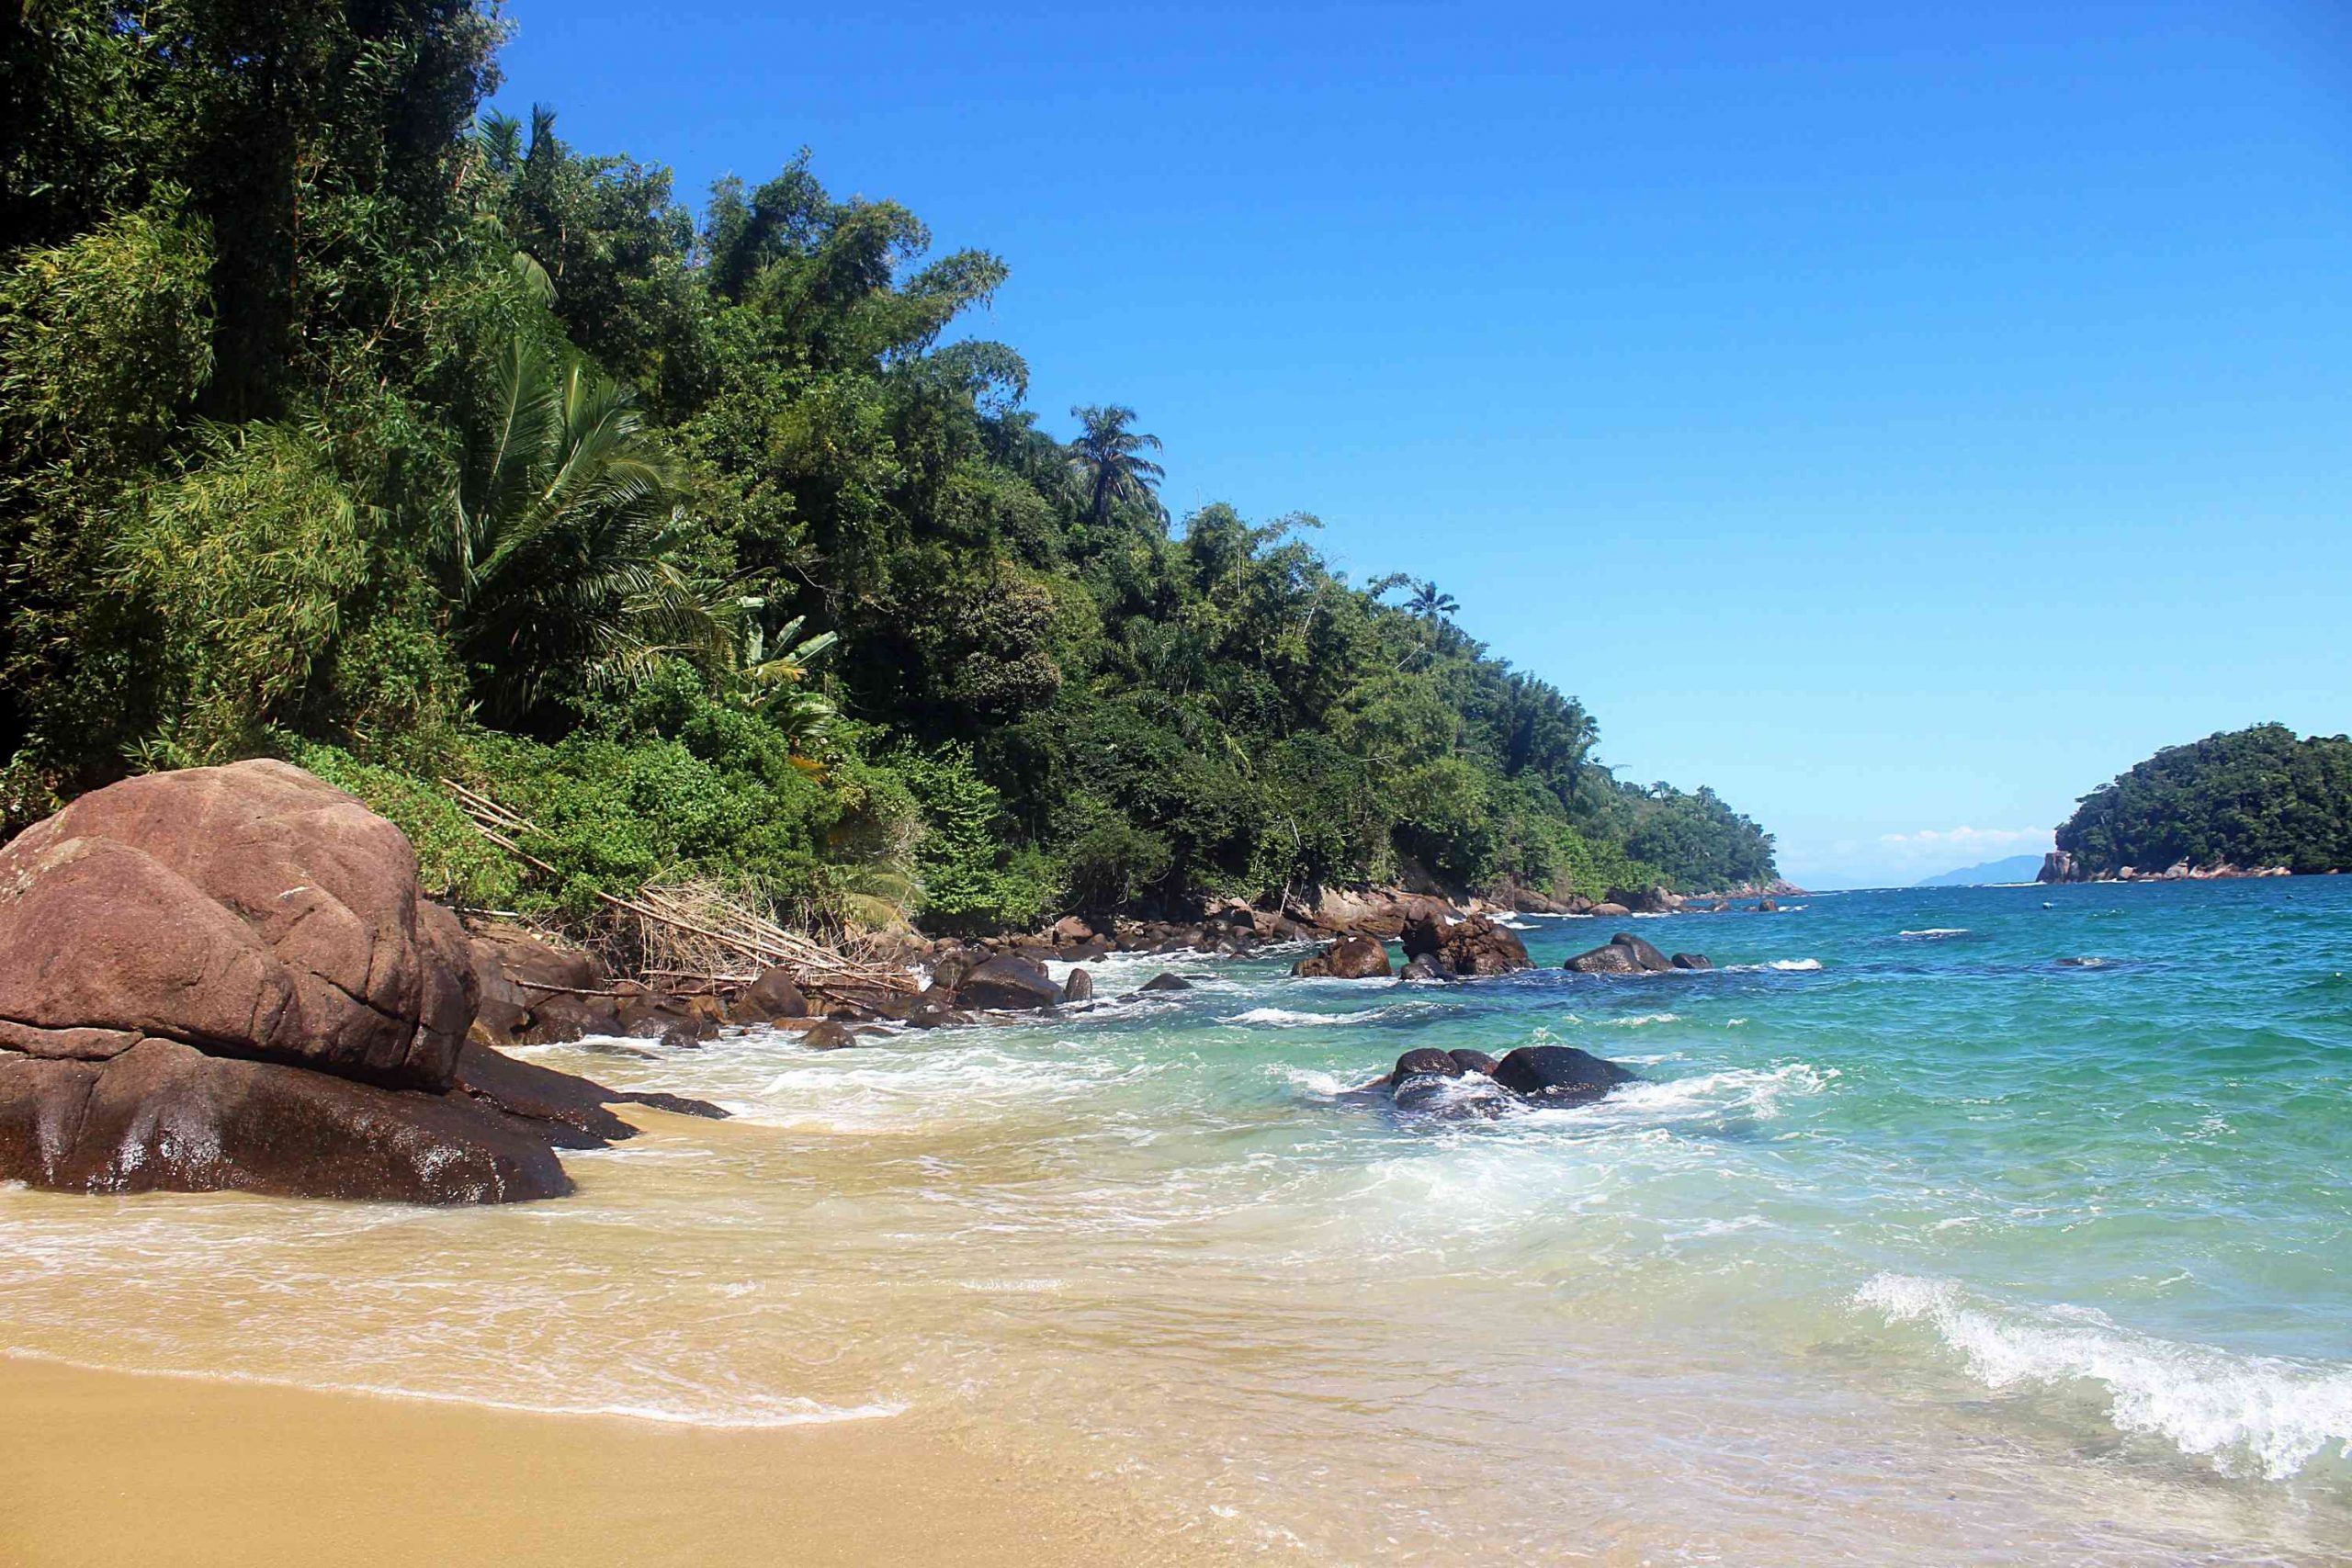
[{"xmin": 0, "ymin": 1355, "xmax": 1232, "ymax": 1568}]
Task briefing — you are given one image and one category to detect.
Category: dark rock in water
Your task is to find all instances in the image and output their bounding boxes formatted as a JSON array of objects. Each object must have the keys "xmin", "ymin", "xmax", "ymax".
[
  {"xmin": 1756, "ymin": 897, "xmax": 1780, "ymax": 912},
  {"xmin": 1392, "ymin": 1047, "xmax": 1465, "ymax": 1081},
  {"xmin": 1390, "ymin": 1046, "xmax": 1503, "ymax": 1115},
  {"xmin": 737, "ymin": 967, "xmax": 809, "ymax": 1021},
  {"xmin": 1293, "ymin": 934, "xmax": 1394, "ymax": 979},
  {"xmin": 1607, "ymin": 885, "xmax": 1679, "ymax": 915},
  {"xmin": 657, "ymin": 1018, "xmax": 707, "ymax": 1050},
  {"xmin": 906, "ymin": 985, "xmax": 961, "ymax": 1028},
  {"xmin": 0, "ymin": 1038, "xmax": 571, "ymax": 1203},
  {"xmin": 800, "ymin": 1021, "xmax": 859, "ymax": 1049},
  {"xmin": 452, "ymin": 1042, "xmax": 636, "ymax": 1145},
  {"xmin": 1061, "ymin": 967, "xmax": 1094, "ymax": 1004},
  {"xmin": 1398, "ymin": 953, "xmax": 1448, "ymax": 981},
  {"xmin": 1564, "ymin": 932, "xmax": 1675, "ymax": 975},
  {"xmin": 1448, "ymin": 1049, "xmax": 1499, "ymax": 1076},
  {"xmin": 1668, "ymin": 953, "xmax": 1713, "ymax": 971},
  {"xmin": 1139, "ymin": 972, "xmax": 1193, "ymax": 993},
  {"xmin": 1491, "ymin": 1044, "xmax": 1637, "ymax": 1103},
  {"xmin": 1589, "ymin": 901, "xmax": 1632, "ymax": 918},
  {"xmin": 956, "ymin": 953, "xmax": 1060, "ymax": 1010}
]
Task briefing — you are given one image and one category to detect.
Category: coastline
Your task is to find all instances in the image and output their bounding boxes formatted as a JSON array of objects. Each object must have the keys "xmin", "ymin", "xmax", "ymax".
[{"xmin": 0, "ymin": 1356, "xmax": 1229, "ymax": 1568}]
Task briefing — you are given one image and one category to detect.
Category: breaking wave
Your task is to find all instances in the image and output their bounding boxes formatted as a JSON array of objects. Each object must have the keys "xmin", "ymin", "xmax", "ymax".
[{"xmin": 1854, "ymin": 1274, "xmax": 2352, "ymax": 1481}]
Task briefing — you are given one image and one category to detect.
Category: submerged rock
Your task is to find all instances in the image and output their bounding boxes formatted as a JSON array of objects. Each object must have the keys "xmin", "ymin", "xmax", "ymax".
[
  {"xmin": 1139, "ymin": 972, "xmax": 1193, "ymax": 993},
  {"xmin": 1400, "ymin": 912, "xmax": 1531, "ymax": 977},
  {"xmin": 1398, "ymin": 953, "xmax": 1449, "ymax": 982},
  {"xmin": 1669, "ymin": 953, "xmax": 1713, "ymax": 971},
  {"xmin": 1448, "ymin": 1049, "xmax": 1500, "ymax": 1076},
  {"xmin": 1061, "ymin": 967, "xmax": 1094, "ymax": 1005},
  {"xmin": 800, "ymin": 1021, "xmax": 860, "ymax": 1049}
]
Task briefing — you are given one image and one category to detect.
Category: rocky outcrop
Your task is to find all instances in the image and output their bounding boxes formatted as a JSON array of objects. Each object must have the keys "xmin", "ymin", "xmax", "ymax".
[
  {"xmin": 1563, "ymin": 931, "xmax": 1677, "ymax": 975},
  {"xmin": 1061, "ymin": 967, "xmax": 1094, "ymax": 1004},
  {"xmin": 1293, "ymin": 934, "xmax": 1394, "ymax": 979},
  {"xmin": 1399, "ymin": 912, "xmax": 1531, "ymax": 977},
  {"xmin": 1139, "ymin": 972, "xmax": 1193, "ymax": 993},
  {"xmin": 1606, "ymin": 886, "xmax": 1679, "ymax": 915},
  {"xmin": 2036, "ymin": 850, "xmax": 2078, "ymax": 885},
  {"xmin": 736, "ymin": 967, "xmax": 810, "ymax": 1021},
  {"xmin": 0, "ymin": 763, "xmax": 720, "ymax": 1204}
]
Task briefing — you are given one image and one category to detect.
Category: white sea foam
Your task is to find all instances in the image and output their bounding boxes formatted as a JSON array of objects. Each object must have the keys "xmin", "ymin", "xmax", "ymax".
[
  {"xmin": 1600, "ymin": 1012, "xmax": 1682, "ymax": 1027},
  {"xmin": 1226, "ymin": 1007, "xmax": 1353, "ymax": 1028},
  {"xmin": 1854, "ymin": 1273, "xmax": 2352, "ymax": 1480},
  {"xmin": 1767, "ymin": 958, "xmax": 1822, "ymax": 971},
  {"xmin": 1899, "ymin": 928, "xmax": 1971, "ymax": 939}
]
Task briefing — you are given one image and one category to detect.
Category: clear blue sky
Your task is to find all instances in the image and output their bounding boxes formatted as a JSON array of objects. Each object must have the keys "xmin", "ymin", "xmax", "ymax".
[{"xmin": 491, "ymin": 0, "xmax": 2352, "ymax": 888}]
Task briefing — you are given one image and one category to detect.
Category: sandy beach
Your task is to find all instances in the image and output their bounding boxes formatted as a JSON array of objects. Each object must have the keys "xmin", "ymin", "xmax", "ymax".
[{"xmin": 0, "ymin": 1356, "xmax": 1222, "ymax": 1568}]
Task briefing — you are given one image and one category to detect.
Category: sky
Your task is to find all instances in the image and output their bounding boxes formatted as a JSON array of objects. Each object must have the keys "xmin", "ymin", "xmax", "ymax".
[{"xmin": 490, "ymin": 0, "xmax": 2352, "ymax": 888}]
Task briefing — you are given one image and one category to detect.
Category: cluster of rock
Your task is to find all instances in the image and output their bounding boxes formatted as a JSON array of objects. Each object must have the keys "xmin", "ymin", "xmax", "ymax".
[
  {"xmin": 1385, "ymin": 1043, "xmax": 1637, "ymax": 1115},
  {"xmin": 1290, "ymin": 904, "xmax": 1537, "ymax": 981},
  {"xmin": 0, "ymin": 762, "xmax": 722, "ymax": 1205},
  {"xmin": 2036, "ymin": 850, "xmax": 2293, "ymax": 885}
]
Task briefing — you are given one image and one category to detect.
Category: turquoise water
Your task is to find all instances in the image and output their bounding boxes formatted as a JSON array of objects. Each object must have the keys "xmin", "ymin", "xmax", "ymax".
[{"xmin": 3, "ymin": 879, "xmax": 2348, "ymax": 1562}]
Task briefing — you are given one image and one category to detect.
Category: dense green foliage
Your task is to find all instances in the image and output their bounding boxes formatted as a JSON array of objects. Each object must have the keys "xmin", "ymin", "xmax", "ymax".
[
  {"xmin": 2056, "ymin": 725, "xmax": 2352, "ymax": 876},
  {"xmin": 0, "ymin": 0, "xmax": 1773, "ymax": 928}
]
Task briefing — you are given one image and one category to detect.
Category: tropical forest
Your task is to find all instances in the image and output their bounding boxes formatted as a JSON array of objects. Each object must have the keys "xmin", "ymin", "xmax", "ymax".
[{"xmin": 0, "ymin": 0, "xmax": 1775, "ymax": 938}]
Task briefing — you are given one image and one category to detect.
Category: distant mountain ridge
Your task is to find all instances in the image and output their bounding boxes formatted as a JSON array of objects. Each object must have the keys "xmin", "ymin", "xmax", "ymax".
[{"xmin": 1915, "ymin": 853, "xmax": 2047, "ymax": 887}]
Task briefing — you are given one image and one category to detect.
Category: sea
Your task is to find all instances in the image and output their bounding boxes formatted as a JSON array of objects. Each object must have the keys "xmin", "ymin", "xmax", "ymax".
[{"xmin": 3, "ymin": 878, "xmax": 2348, "ymax": 1563}]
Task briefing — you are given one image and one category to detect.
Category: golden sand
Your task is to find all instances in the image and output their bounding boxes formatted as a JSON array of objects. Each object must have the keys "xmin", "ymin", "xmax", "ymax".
[{"xmin": 0, "ymin": 1356, "xmax": 1227, "ymax": 1568}]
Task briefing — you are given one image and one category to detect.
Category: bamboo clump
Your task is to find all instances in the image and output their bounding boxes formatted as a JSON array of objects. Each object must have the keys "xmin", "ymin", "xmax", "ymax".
[{"xmin": 442, "ymin": 780, "xmax": 916, "ymax": 1006}]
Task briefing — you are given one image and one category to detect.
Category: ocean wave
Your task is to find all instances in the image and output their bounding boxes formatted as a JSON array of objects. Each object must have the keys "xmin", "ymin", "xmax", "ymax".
[
  {"xmin": 1600, "ymin": 1012, "xmax": 1682, "ymax": 1027},
  {"xmin": 1853, "ymin": 1273, "xmax": 2352, "ymax": 1480},
  {"xmin": 1899, "ymin": 928, "xmax": 1971, "ymax": 939},
  {"xmin": 1721, "ymin": 957, "xmax": 1824, "ymax": 973}
]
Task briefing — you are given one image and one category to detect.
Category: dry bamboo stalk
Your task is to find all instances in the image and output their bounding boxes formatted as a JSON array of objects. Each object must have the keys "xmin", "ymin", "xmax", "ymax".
[{"xmin": 443, "ymin": 780, "xmax": 916, "ymax": 998}]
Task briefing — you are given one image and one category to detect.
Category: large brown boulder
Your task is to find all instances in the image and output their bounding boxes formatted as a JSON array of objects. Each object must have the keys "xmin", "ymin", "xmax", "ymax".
[
  {"xmin": 1293, "ymin": 934, "xmax": 1394, "ymax": 979},
  {"xmin": 1606, "ymin": 885, "xmax": 1679, "ymax": 915},
  {"xmin": 0, "ymin": 1038, "xmax": 571, "ymax": 1203},
  {"xmin": 0, "ymin": 761, "xmax": 475, "ymax": 1089}
]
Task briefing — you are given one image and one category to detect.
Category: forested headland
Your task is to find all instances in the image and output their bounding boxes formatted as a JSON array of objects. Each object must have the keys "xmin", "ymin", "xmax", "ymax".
[
  {"xmin": 0, "ymin": 0, "xmax": 1773, "ymax": 938},
  {"xmin": 2053, "ymin": 725, "xmax": 2352, "ymax": 879}
]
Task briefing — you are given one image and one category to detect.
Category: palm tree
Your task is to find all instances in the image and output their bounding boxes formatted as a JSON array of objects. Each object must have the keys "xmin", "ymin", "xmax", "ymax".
[
  {"xmin": 1068, "ymin": 403, "xmax": 1165, "ymax": 525},
  {"xmin": 1406, "ymin": 580, "xmax": 1458, "ymax": 620},
  {"xmin": 438, "ymin": 321, "xmax": 729, "ymax": 725}
]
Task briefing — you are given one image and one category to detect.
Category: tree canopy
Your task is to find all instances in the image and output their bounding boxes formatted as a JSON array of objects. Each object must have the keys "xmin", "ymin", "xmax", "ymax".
[
  {"xmin": 2055, "ymin": 725, "xmax": 2352, "ymax": 876},
  {"xmin": 0, "ymin": 0, "xmax": 1775, "ymax": 931}
]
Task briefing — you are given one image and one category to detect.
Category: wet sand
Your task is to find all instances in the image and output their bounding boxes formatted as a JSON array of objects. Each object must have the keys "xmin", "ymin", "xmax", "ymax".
[{"xmin": 0, "ymin": 1356, "xmax": 1223, "ymax": 1568}]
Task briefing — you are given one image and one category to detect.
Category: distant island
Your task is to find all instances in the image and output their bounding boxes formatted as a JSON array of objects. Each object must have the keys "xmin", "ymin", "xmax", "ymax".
[
  {"xmin": 1916, "ymin": 853, "xmax": 2047, "ymax": 887},
  {"xmin": 2041, "ymin": 724, "xmax": 2352, "ymax": 882}
]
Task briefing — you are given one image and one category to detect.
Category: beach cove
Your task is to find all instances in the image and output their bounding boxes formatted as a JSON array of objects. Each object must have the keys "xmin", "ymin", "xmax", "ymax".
[{"xmin": 4, "ymin": 879, "xmax": 2347, "ymax": 1563}]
